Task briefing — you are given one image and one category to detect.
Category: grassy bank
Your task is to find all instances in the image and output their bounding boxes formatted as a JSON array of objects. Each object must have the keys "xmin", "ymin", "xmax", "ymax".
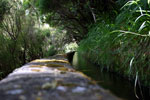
[{"xmin": 78, "ymin": 0, "xmax": 150, "ymax": 87}]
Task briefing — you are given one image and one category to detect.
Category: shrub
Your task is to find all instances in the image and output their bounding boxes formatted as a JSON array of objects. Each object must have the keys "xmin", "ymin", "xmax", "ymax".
[{"xmin": 78, "ymin": 0, "xmax": 150, "ymax": 86}]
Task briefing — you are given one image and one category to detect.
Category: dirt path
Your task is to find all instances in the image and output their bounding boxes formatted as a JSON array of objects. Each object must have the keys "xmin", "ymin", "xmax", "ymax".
[{"xmin": 0, "ymin": 54, "xmax": 121, "ymax": 100}]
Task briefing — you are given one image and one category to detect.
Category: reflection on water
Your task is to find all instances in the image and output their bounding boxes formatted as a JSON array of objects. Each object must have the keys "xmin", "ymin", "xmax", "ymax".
[{"xmin": 73, "ymin": 52, "xmax": 138, "ymax": 100}]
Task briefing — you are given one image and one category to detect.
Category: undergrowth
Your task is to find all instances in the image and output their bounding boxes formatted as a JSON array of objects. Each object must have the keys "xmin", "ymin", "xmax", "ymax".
[{"xmin": 78, "ymin": 0, "xmax": 150, "ymax": 87}]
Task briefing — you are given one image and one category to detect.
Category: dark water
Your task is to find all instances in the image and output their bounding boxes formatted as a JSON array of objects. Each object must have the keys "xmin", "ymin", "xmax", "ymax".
[{"xmin": 73, "ymin": 52, "xmax": 150, "ymax": 100}]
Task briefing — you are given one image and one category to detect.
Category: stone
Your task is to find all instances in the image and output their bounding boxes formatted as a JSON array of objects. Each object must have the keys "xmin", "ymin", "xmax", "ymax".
[{"xmin": 0, "ymin": 54, "xmax": 121, "ymax": 100}]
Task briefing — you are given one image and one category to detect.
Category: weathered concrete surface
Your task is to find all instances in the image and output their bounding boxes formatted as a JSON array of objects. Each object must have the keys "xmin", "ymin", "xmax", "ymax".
[{"xmin": 0, "ymin": 54, "xmax": 121, "ymax": 100}]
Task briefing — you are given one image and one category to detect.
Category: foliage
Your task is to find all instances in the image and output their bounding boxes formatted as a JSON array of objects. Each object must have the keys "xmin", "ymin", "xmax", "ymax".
[
  {"xmin": 78, "ymin": 0, "xmax": 150, "ymax": 87},
  {"xmin": 0, "ymin": 0, "xmax": 149, "ymax": 92},
  {"xmin": 0, "ymin": 0, "xmax": 52, "ymax": 78},
  {"xmin": 64, "ymin": 42, "xmax": 78, "ymax": 53},
  {"xmin": 44, "ymin": 45, "xmax": 57, "ymax": 57},
  {"xmin": 0, "ymin": 0, "xmax": 10, "ymax": 23},
  {"xmin": 33, "ymin": 0, "xmax": 117, "ymax": 42}
]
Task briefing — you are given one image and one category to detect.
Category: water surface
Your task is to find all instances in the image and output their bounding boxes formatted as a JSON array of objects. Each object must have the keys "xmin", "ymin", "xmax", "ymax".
[{"xmin": 73, "ymin": 52, "xmax": 138, "ymax": 100}]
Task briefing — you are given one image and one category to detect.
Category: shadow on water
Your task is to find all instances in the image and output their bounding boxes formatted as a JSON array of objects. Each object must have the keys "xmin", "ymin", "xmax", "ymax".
[{"xmin": 72, "ymin": 52, "xmax": 150, "ymax": 100}]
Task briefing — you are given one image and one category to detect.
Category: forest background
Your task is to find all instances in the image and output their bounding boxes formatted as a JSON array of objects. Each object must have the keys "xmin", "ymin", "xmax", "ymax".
[{"xmin": 0, "ymin": 0, "xmax": 150, "ymax": 87}]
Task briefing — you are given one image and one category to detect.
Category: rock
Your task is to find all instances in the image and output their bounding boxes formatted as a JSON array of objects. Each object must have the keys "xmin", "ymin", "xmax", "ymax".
[
  {"xmin": 57, "ymin": 86, "xmax": 67, "ymax": 92},
  {"xmin": 72, "ymin": 86, "xmax": 86, "ymax": 93},
  {"xmin": 42, "ymin": 81, "xmax": 57, "ymax": 89},
  {"xmin": 19, "ymin": 95, "xmax": 26, "ymax": 100},
  {"xmin": 6, "ymin": 89, "xmax": 23, "ymax": 95},
  {"xmin": 0, "ymin": 54, "xmax": 121, "ymax": 100}
]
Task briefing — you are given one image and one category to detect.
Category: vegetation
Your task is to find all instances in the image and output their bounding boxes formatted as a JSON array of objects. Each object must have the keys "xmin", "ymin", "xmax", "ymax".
[
  {"xmin": 33, "ymin": 0, "xmax": 117, "ymax": 42},
  {"xmin": 0, "ymin": 0, "xmax": 149, "ymax": 97},
  {"xmin": 78, "ymin": 0, "xmax": 150, "ymax": 87},
  {"xmin": 0, "ymin": 0, "xmax": 10, "ymax": 23},
  {"xmin": 0, "ymin": 0, "xmax": 56, "ymax": 78}
]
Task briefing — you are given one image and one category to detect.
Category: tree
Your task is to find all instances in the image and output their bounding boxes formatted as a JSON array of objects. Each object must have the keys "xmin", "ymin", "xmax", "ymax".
[
  {"xmin": 0, "ymin": 0, "xmax": 52, "ymax": 78},
  {"xmin": 33, "ymin": 0, "xmax": 117, "ymax": 42},
  {"xmin": 0, "ymin": 0, "xmax": 10, "ymax": 23}
]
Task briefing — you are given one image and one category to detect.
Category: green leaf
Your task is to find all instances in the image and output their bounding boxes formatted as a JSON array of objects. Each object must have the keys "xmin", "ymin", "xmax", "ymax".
[{"xmin": 148, "ymin": 0, "xmax": 150, "ymax": 8}]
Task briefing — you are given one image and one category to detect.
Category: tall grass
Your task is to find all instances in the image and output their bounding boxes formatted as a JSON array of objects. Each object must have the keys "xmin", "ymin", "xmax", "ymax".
[{"xmin": 78, "ymin": 0, "xmax": 150, "ymax": 87}]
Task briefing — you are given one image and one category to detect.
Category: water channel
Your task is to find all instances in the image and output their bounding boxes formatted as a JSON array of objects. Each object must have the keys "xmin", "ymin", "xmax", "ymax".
[{"xmin": 72, "ymin": 52, "xmax": 149, "ymax": 100}]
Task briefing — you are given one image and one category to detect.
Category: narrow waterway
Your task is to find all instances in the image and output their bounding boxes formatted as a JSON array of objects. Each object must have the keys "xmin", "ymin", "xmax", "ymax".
[{"xmin": 72, "ymin": 52, "xmax": 145, "ymax": 100}]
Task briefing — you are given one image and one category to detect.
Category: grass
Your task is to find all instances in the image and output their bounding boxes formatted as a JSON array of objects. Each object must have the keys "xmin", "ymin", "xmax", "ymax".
[{"xmin": 78, "ymin": 0, "xmax": 150, "ymax": 87}]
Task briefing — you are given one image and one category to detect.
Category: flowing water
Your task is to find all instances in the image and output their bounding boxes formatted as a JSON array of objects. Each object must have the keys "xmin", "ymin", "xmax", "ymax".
[{"xmin": 72, "ymin": 52, "xmax": 149, "ymax": 100}]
